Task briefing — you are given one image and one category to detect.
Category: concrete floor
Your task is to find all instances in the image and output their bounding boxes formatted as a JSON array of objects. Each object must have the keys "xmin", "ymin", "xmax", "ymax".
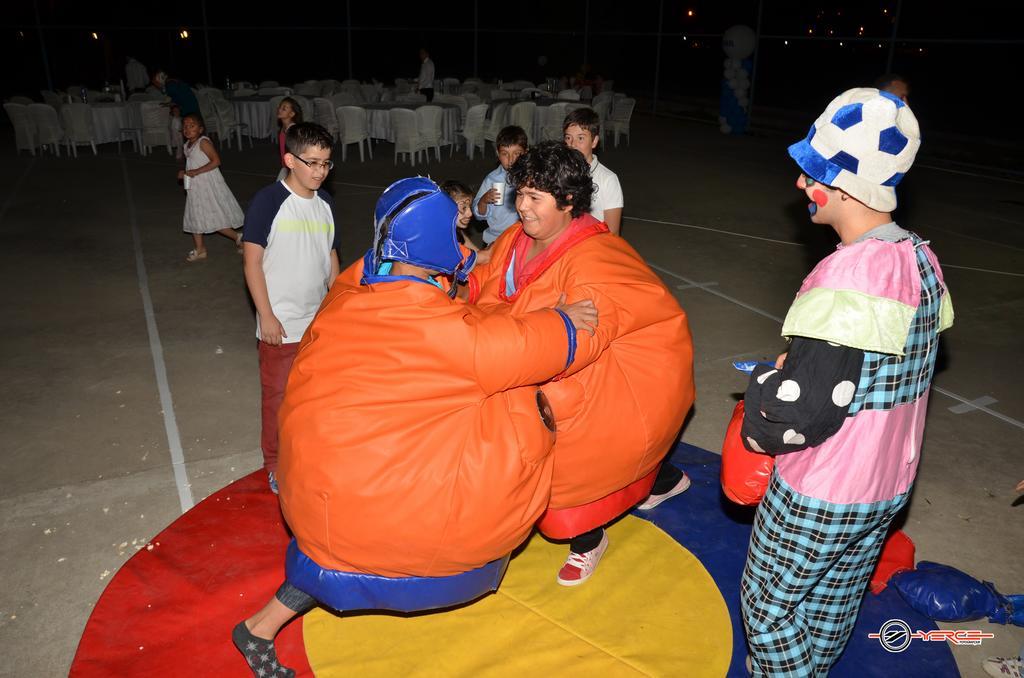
[{"xmin": 1, "ymin": 115, "xmax": 1021, "ymax": 677}]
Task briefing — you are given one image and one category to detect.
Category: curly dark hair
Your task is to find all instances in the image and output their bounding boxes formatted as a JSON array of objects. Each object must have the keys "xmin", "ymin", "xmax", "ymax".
[{"xmin": 506, "ymin": 141, "xmax": 594, "ymax": 218}]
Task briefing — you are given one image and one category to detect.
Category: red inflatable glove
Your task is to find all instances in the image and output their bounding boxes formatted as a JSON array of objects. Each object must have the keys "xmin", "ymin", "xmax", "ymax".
[{"xmin": 720, "ymin": 400, "xmax": 774, "ymax": 505}]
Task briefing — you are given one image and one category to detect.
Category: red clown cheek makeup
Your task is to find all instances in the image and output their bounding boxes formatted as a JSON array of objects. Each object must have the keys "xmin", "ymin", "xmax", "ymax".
[{"xmin": 809, "ymin": 189, "xmax": 829, "ymax": 215}]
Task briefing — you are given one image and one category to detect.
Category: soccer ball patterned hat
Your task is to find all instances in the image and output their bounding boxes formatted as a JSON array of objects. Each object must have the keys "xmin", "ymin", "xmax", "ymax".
[{"xmin": 788, "ymin": 88, "xmax": 920, "ymax": 212}]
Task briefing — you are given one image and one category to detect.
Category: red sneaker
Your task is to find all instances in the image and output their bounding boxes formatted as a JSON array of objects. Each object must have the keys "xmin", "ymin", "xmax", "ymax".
[{"xmin": 556, "ymin": 532, "xmax": 609, "ymax": 587}]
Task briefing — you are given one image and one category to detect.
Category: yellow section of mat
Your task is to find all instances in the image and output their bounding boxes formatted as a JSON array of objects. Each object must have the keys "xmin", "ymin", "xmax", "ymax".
[{"xmin": 303, "ymin": 516, "xmax": 731, "ymax": 677}]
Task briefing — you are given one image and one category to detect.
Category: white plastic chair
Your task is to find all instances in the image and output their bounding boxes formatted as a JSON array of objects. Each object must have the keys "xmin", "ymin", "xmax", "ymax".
[
  {"xmin": 608, "ymin": 97, "xmax": 635, "ymax": 147},
  {"xmin": 443, "ymin": 77, "xmax": 460, "ymax": 94},
  {"xmin": 214, "ymin": 97, "xmax": 251, "ymax": 149},
  {"xmin": 139, "ymin": 101, "xmax": 172, "ymax": 156},
  {"xmin": 450, "ymin": 96, "xmax": 469, "ymax": 130},
  {"xmin": 415, "ymin": 105, "xmax": 444, "ymax": 161},
  {"xmin": 483, "ymin": 103, "xmax": 509, "ymax": 156},
  {"xmin": 330, "ymin": 92, "xmax": 358, "ymax": 108},
  {"xmin": 541, "ymin": 102, "xmax": 570, "ymax": 141},
  {"xmin": 591, "ymin": 94, "xmax": 613, "ymax": 146},
  {"xmin": 291, "ymin": 96, "xmax": 312, "ymax": 121},
  {"xmin": 508, "ymin": 101, "xmax": 536, "ymax": 144},
  {"xmin": 459, "ymin": 103, "xmax": 488, "ymax": 160},
  {"xmin": 41, "ymin": 90, "xmax": 63, "ymax": 110},
  {"xmin": 337, "ymin": 106, "xmax": 372, "ymax": 162},
  {"xmin": 3, "ymin": 103, "xmax": 37, "ymax": 155},
  {"xmin": 60, "ymin": 103, "xmax": 98, "ymax": 157},
  {"xmin": 390, "ymin": 108, "xmax": 424, "ymax": 166},
  {"xmin": 294, "ymin": 82, "xmax": 319, "ymax": 96},
  {"xmin": 195, "ymin": 90, "xmax": 222, "ymax": 142},
  {"xmin": 557, "ymin": 89, "xmax": 581, "ymax": 101},
  {"xmin": 313, "ymin": 98, "xmax": 340, "ymax": 140},
  {"xmin": 359, "ymin": 84, "xmax": 380, "ymax": 103},
  {"xmin": 28, "ymin": 103, "xmax": 63, "ymax": 156}
]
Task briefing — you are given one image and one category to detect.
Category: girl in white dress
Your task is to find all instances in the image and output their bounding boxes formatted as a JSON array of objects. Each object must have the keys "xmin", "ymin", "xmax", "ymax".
[{"xmin": 178, "ymin": 113, "xmax": 245, "ymax": 262}]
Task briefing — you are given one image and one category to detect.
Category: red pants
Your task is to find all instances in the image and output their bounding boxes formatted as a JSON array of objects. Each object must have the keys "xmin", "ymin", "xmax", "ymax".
[{"xmin": 258, "ymin": 340, "xmax": 300, "ymax": 472}]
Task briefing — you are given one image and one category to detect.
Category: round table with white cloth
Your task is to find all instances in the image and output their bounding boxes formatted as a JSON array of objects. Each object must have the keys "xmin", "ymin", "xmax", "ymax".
[
  {"xmin": 90, "ymin": 103, "xmax": 143, "ymax": 144},
  {"xmin": 231, "ymin": 96, "xmax": 275, "ymax": 142}
]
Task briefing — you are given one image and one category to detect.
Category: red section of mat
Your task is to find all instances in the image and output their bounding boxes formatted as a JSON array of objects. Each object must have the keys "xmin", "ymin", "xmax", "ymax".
[{"xmin": 70, "ymin": 471, "xmax": 313, "ymax": 677}]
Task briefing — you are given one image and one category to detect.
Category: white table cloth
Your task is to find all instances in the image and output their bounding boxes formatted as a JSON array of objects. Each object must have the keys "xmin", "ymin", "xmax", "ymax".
[
  {"xmin": 90, "ymin": 103, "xmax": 141, "ymax": 144},
  {"xmin": 232, "ymin": 97, "xmax": 275, "ymax": 141}
]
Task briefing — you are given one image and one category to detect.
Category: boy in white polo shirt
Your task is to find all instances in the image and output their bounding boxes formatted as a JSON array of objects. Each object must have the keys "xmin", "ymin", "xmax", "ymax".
[
  {"xmin": 242, "ymin": 122, "xmax": 341, "ymax": 493},
  {"xmin": 563, "ymin": 108, "xmax": 623, "ymax": 234}
]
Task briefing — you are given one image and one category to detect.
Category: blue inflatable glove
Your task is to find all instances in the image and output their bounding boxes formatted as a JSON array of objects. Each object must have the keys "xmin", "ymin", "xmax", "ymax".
[{"xmin": 892, "ymin": 561, "xmax": 1024, "ymax": 626}]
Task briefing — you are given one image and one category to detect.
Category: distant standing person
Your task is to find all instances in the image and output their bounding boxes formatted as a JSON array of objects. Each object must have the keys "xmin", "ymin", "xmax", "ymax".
[
  {"xmin": 417, "ymin": 47, "xmax": 435, "ymax": 102},
  {"xmin": 875, "ymin": 73, "xmax": 910, "ymax": 104},
  {"xmin": 125, "ymin": 57, "xmax": 149, "ymax": 92}
]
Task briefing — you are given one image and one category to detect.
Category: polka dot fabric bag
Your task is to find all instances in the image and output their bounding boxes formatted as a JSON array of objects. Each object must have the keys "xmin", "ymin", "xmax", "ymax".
[{"xmin": 739, "ymin": 337, "xmax": 863, "ymax": 457}]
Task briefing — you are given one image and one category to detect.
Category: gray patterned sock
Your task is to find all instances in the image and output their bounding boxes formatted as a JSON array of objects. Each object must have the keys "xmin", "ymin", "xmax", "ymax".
[{"xmin": 232, "ymin": 621, "xmax": 295, "ymax": 678}]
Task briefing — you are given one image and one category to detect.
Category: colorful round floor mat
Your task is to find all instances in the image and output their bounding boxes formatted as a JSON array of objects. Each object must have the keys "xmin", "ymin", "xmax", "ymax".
[{"xmin": 70, "ymin": 444, "xmax": 958, "ymax": 677}]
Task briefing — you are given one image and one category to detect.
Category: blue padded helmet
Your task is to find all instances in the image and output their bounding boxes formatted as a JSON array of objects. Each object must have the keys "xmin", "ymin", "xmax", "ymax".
[{"xmin": 372, "ymin": 177, "xmax": 466, "ymax": 276}]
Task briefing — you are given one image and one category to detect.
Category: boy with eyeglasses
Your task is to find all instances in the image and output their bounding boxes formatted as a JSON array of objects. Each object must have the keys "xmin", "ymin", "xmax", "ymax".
[{"xmin": 242, "ymin": 122, "xmax": 341, "ymax": 493}]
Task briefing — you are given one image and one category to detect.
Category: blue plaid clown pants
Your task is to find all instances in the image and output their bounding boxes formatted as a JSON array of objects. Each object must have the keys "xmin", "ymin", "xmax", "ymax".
[{"xmin": 741, "ymin": 472, "xmax": 910, "ymax": 677}]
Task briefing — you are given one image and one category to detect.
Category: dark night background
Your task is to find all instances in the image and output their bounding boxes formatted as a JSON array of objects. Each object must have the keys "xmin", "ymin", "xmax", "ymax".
[{"xmin": 3, "ymin": 1, "xmax": 1023, "ymax": 146}]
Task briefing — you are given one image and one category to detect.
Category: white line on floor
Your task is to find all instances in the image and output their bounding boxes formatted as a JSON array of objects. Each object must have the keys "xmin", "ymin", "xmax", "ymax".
[
  {"xmin": 120, "ymin": 158, "xmax": 195, "ymax": 513},
  {"xmin": 948, "ymin": 395, "xmax": 998, "ymax": 414},
  {"xmin": 932, "ymin": 386, "xmax": 1024, "ymax": 430},
  {"xmin": 0, "ymin": 158, "xmax": 36, "ymax": 223},
  {"xmin": 634, "ymin": 215, "xmax": 1019, "ymax": 276},
  {"xmin": 647, "ymin": 262, "xmax": 785, "ymax": 323},
  {"xmin": 648, "ymin": 258, "xmax": 1024, "ymax": 431},
  {"xmin": 627, "ymin": 216, "xmax": 803, "ymax": 246}
]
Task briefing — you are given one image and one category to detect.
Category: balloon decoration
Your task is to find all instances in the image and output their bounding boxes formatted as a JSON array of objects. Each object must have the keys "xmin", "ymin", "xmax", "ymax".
[{"xmin": 720, "ymin": 25, "xmax": 756, "ymax": 135}]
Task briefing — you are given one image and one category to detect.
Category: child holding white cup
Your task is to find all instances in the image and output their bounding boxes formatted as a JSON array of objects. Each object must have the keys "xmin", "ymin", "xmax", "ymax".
[{"xmin": 473, "ymin": 125, "xmax": 527, "ymax": 245}]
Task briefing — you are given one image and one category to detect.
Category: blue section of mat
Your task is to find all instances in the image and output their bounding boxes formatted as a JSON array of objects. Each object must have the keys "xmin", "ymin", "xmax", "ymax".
[{"xmin": 634, "ymin": 442, "xmax": 958, "ymax": 678}]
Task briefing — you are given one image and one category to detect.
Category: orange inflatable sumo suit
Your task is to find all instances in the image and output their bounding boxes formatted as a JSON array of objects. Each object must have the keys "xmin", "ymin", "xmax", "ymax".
[
  {"xmin": 468, "ymin": 216, "xmax": 695, "ymax": 525},
  {"xmin": 277, "ymin": 253, "xmax": 576, "ymax": 578}
]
